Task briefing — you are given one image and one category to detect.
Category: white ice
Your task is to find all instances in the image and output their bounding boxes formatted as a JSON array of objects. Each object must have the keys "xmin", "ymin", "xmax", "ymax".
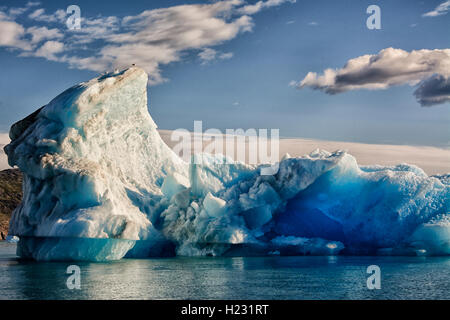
[{"xmin": 4, "ymin": 67, "xmax": 449, "ymax": 260}]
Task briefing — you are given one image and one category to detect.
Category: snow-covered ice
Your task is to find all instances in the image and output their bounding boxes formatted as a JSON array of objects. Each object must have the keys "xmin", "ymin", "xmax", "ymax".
[{"xmin": 4, "ymin": 67, "xmax": 449, "ymax": 261}]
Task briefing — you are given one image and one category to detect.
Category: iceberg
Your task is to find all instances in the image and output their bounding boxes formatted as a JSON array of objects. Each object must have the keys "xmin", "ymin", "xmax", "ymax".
[{"xmin": 4, "ymin": 67, "xmax": 449, "ymax": 261}]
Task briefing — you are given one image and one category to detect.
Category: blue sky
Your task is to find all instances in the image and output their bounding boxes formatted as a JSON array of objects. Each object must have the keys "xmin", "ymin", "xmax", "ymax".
[{"xmin": 0, "ymin": 0, "xmax": 449, "ymax": 147}]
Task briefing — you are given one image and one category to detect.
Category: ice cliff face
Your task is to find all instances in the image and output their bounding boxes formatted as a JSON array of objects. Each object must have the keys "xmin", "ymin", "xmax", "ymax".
[
  {"xmin": 5, "ymin": 68, "xmax": 187, "ymax": 259},
  {"xmin": 5, "ymin": 68, "xmax": 449, "ymax": 261}
]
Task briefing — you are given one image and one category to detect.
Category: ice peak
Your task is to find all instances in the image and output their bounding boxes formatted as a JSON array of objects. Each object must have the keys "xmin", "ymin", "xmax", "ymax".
[{"xmin": 6, "ymin": 65, "xmax": 187, "ymax": 243}]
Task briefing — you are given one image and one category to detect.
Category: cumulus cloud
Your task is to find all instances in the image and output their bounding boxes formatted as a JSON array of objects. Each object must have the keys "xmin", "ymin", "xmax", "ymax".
[
  {"xmin": 0, "ymin": 0, "xmax": 295, "ymax": 85},
  {"xmin": 33, "ymin": 40, "xmax": 64, "ymax": 60},
  {"xmin": 89, "ymin": 1, "xmax": 253, "ymax": 83},
  {"xmin": 0, "ymin": 13, "xmax": 31, "ymax": 50},
  {"xmin": 293, "ymin": 48, "xmax": 450, "ymax": 106},
  {"xmin": 0, "ymin": 9, "xmax": 62, "ymax": 52},
  {"xmin": 423, "ymin": 1, "xmax": 450, "ymax": 17},
  {"xmin": 19, "ymin": 40, "xmax": 64, "ymax": 61}
]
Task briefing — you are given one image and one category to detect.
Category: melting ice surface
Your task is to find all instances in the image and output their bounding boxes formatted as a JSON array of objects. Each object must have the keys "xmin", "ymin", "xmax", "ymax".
[{"xmin": 4, "ymin": 67, "xmax": 449, "ymax": 261}]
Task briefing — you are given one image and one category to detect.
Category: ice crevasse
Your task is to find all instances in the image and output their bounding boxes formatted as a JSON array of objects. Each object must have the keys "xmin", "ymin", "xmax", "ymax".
[{"xmin": 4, "ymin": 67, "xmax": 449, "ymax": 261}]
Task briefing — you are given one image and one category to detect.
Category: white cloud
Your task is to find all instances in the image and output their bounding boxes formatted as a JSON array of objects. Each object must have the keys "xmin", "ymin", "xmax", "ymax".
[
  {"xmin": 61, "ymin": 1, "xmax": 255, "ymax": 84},
  {"xmin": 28, "ymin": 8, "xmax": 43, "ymax": 19},
  {"xmin": 0, "ymin": 10, "xmax": 62, "ymax": 52},
  {"xmin": 64, "ymin": 16, "xmax": 120, "ymax": 45},
  {"xmin": 27, "ymin": 2, "xmax": 41, "ymax": 7},
  {"xmin": 9, "ymin": 7, "xmax": 27, "ymax": 16},
  {"xmin": 33, "ymin": 40, "xmax": 64, "ymax": 60},
  {"xmin": 8, "ymin": 1, "xmax": 40, "ymax": 17},
  {"xmin": 238, "ymin": 0, "xmax": 296, "ymax": 15},
  {"xmin": 293, "ymin": 47, "xmax": 450, "ymax": 106},
  {"xmin": 199, "ymin": 48, "xmax": 233, "ymax": 64},
  {"xmin": 28, "ymin": 8, "xmax": 66, "ymax": 23},
  {"xmin": 27, "ymin": 26, "xmax": 63, "ymax": 44},
  {"xmin": 0, "ymin": 0, "xmax": 295, "ymax": 85},
  {"xmin": 19, "ymin": 40, "xmax": 64, "ymax": 61},
  {"xmin": 423, "ymin": 1, "xmax": 450, "ymax": 17},
  {"xmin": 199, "ymin": 48, "xmax": 218, "ymax": 62},
  {"xmin": 0, "ymin": 13, "xmax": 32, "ymax": 50},
  {"xmin": 219, "ymin": 52, "xmax": 234, "ymax": 59},
  {"xmin": 308, "ymin": 21, "xmax": 318, "ymax": 26}
]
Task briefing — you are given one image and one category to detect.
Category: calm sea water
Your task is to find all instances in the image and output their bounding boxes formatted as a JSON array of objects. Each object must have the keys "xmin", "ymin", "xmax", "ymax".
[{"xmin": 0, "ymin": 242, "xmax": 448, "ymax": 300}]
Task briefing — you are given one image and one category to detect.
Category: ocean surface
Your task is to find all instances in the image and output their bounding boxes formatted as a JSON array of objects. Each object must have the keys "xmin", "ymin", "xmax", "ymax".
[{"xmin": 0, "ymin": 242, "xmax": 448, "ymax": 300}]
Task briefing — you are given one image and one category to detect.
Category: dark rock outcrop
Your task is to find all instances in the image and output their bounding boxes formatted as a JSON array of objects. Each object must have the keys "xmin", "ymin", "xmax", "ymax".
[{"xmin": 0, "ymin": 169, "xmax": 22, "ymax": 237}]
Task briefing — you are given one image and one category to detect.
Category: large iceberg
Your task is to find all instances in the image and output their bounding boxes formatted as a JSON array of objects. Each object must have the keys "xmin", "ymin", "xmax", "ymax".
[{"xmin": 4, "ymin": 67, "xmax": 449, "ymax": 261}]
